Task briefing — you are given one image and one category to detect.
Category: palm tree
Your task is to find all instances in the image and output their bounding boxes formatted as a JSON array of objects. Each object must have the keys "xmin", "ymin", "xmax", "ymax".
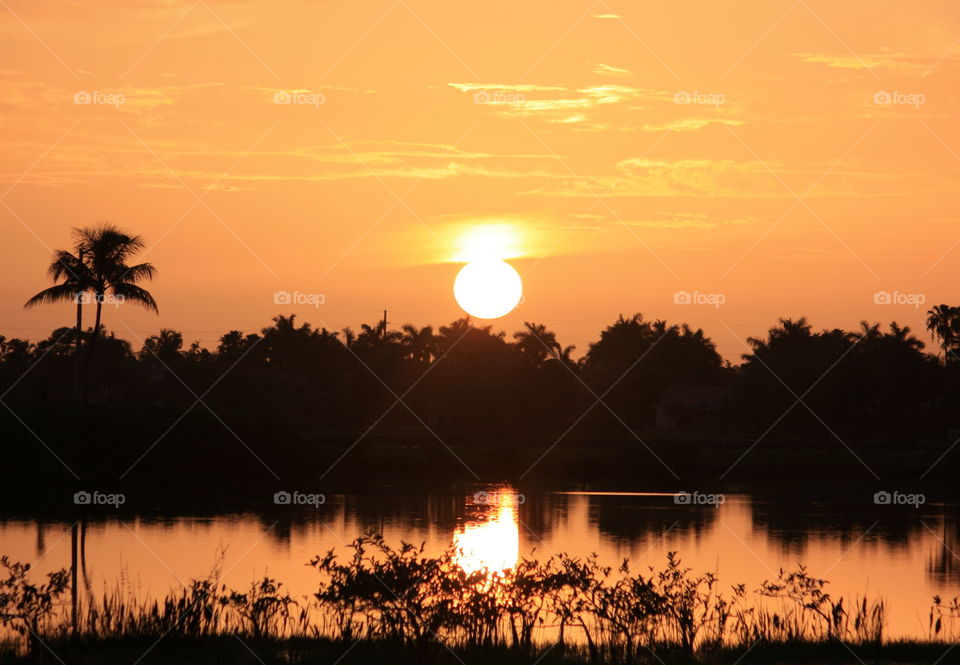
[
  {"xmin": 926, "ymin": 305, "xmax": 960, "ymax": 367},
  {"xmin": 401, "ymin": 324, "xmax": 436, "ymax": 365},
  {"xmin": 25, "ymin": 225, "xmax": 158, "ymax": 401},
  {"xmin": 357, "ymin": 320, "xmax": 402, "ymax": 346},
  {"xmin": 141, "ymin": 328, "xmax": 184, "ymax": 362},
  {"xmin": 73, "ymin": 225, "xmax": 157, "ymax": 401},
  {"xmin": 24, "ymin": 248, "xmax": 92, "ymax": 399},
  {"xmin": 340, "ymin": 327, "xmax": 356, "ymax": 348},
  {"xmin": 513, "ymin": 322, "xmax": 560, "ymax": 368},
  {"xmin": 556, "ymin": 343, "xmax": 578, "ymax": 370}
]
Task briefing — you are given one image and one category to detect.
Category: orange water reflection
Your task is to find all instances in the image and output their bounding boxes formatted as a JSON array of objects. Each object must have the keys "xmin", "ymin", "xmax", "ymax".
[
  {"xmin": 3, "ymin": 489, "xmax": 960, "ymax": 640},
  {"xmin": 452, "ymin": 486, "xmax": 520, "ymax": 573}
]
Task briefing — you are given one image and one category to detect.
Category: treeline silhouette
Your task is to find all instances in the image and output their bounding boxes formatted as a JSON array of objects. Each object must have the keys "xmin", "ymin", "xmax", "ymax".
[{"xmin": 2, "ymin": 311, "xmax": 958, "ymax": 441}]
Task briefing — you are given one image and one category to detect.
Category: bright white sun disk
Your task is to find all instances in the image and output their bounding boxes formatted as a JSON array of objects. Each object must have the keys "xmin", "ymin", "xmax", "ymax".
[{"xmin": 454, "ymin": 259, "xmax": 522, "ymax": 319}]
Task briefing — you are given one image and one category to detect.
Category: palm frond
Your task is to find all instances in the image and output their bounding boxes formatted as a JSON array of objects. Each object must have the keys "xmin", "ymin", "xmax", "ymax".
[
  {"xmin": 75, "ymin": 224, "xmax": 147, "ymax": 269},
  {"xmin": 24, "ymin": 283, "xmax": 83, "ymax": 309},
  {"xmin": 111, "ymin": 283, "xmax": 159, "ymax": 313},
  {"xmin": 47, "ymin": 250, "xmax": 90, "ymax": 284},
  {"xmin": 118, "ymin": 262, "xmax": 157, "ymax": 283}
]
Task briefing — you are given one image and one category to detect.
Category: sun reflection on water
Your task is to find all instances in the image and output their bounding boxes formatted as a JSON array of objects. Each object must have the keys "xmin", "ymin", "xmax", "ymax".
[{"xmin": 452, "ymin": 487, "xmax": 521, "ymax": 573}]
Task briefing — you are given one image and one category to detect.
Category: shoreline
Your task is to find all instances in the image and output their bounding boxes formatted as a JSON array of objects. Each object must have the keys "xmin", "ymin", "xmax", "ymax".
[{"xmin": 2, "ymin": 637, "xmax": 959, "ymax": 665}]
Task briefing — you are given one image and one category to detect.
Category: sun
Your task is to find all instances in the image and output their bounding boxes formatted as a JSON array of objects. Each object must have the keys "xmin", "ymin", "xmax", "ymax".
[
  {"xmin": 451, "ymin": 222, "xmax": 525, "ymax": 319},
  {"xmin": 454, "ymin": 258, "xmax": 522, "ymax": 319}
]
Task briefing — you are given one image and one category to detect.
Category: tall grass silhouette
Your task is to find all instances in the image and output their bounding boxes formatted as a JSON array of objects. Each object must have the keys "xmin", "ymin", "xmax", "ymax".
[{"xmin": 1, "ymin": 532, "xmax": 916, "ymax": 663}]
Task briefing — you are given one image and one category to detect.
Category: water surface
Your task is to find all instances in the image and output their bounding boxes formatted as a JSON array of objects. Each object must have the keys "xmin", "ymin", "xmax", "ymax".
[{"xmin": 2, "ymin": 485, "xmax": 956, "ymax": 639}]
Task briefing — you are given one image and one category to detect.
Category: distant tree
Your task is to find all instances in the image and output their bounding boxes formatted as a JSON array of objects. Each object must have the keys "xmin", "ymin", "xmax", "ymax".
[
  {"xmin": 33, "ymin": 327, "xmax": 83, "ymax": 359},
  {"xmin": 583, "ymin": 314, "xmax": 724, "ymax": 427},
  {"xmin": 262, "ymin": 315, "xmax": 340, "ymax": 368},
  {"xmin": 557, "ymin": 344, "xmax": 578, "ymax": 366},
  {"xmin": 414, "ymin": 318, "xmax": 529, "ymax": 430},
  {"xmin": 217, "ymin": 330, "xmax": 261, "ymax": 360},
  {"xmin": 850, "ymin": 321, "xmax": 939, "ymax": 432},
  {"xmin": 735, "ymin": 317, "xmax": 853, "ymax": 431},
  {"xmin": 354, "ymin": 320, "xmax": 403, "ymax": 355},
  {"xmin": 85, "ymin": 328, "xmax": 135, "ymax": 399},
  {"xmin": 513, "ymin": 322, "xmax": 559, "ymax": 368},
  {"xmin": 0, "ymin": 337, "xmax": 33, "ymax": 366},
  {"xmin": 401, "ymin": 324, "xmax": 437, "ymax": 366},
  {"xmin": 926, "ymin": 305, "xmax": 960, "ymax": 367},
  {"xmin": 141, "ymin": 329, "xmax": 184, "ymax": 363}
]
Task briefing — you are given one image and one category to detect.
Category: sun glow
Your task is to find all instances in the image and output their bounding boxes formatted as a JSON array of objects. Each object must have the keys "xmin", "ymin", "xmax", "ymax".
[
  {"xmin": 453, "ymin": 223, "xmax": 523, "ymax": 263},
  {"xmin": 452, "ymin": 488, "xmax": 521, "ymax": 574},
  {"xmin": 452, "ymin": 223, "xmax": 525, "ymax": 319}
]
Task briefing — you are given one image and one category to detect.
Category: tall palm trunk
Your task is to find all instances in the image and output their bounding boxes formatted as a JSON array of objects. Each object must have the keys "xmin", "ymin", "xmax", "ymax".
[
  {"xmin": 82, "ymin": 298, "xmax": 103, "ymax": 404},
  {"xmin": 73, "ymin": 249, "xmax": 84, "ymax": 401},
  {"xmin": 71, "ymin": 522, "xmax": 78, "ymax": 641},
  {"xmin": 73, "ymin": 294, "xmax": 83, "ymax": 400}
]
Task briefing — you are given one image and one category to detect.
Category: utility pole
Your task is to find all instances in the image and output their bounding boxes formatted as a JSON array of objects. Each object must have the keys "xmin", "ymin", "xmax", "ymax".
[{"xmin": 381, "ymin": 309, "xmax": 388, "ymax": 338}]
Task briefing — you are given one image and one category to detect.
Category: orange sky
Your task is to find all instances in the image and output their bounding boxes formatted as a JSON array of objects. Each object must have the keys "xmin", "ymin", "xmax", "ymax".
[{"xmin": 2, "ymin": 0, "xmax": 959, "ymax": 359}]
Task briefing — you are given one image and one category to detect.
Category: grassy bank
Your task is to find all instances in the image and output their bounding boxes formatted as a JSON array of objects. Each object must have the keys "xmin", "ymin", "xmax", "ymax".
[
  {"xmin": 3, "ymin": 636, "xmax": 960, "ymax": 665},
  {"xmin": 3, "ymin": 535, "xmax": 960, "ymax": 664}
]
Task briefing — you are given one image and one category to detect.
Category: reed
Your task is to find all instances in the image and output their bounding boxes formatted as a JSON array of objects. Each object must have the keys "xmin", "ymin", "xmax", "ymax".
[{"xmin": 0, "ymin": 533, "xmax": 909, "ymax": 663}]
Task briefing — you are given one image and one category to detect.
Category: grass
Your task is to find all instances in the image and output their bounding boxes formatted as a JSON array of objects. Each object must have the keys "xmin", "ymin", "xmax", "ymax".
[
  {"xmin": 2, "ymin": 534, "xmax": 960, "ymax": 664},
  {"xmin": 3, "ymin": 636, "xmax": 960, "ymax": 665}
]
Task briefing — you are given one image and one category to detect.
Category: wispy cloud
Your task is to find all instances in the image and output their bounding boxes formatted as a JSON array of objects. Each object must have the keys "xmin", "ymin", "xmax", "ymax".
[
  {"xmin": 447, "ymin": 83, "xmax": 567, "ymax": 93},
  {"xmin": 593, "ymin": 63, "xmax": 631, "ymax": 78},
  {"xmin": 450, "ymin": 81, "xmax": 745, "ymax": 133},
  {"xmin": 641, "ymin": 117, "xmax": 744, "ymax": 132},
  {"xmin": 795, "ymin": 50, "xmax": 959, "ymax": 72},
  {"xmin": 620, "ymin": 212, "xmax": 757, "ymax": 229},
  {"xmin": 519, "ymin": 157, "xmax": 916, "ymax": 199},
  {"xmin": 452, "ymin": 82, "xmax": 673, "ymax": 127}
]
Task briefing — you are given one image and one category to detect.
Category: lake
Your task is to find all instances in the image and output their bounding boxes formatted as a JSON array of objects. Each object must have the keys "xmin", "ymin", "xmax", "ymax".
[{"xmin": 1, "ymin": 483, "xmax": 956, "ymax": 640}]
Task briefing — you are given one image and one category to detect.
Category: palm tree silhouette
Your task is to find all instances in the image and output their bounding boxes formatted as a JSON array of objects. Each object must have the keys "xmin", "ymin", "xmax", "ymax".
[
  {"xmin": 75, "ymin": 225, "xmax": 157, "ymax": 401},
  {"xmin": 25, "ymin": 225, "xmax": 158, "ymax": 401},
  {"xmin": 926, "ymin": 304, "xmax": 960, "ymax": 367},
  {"xmin": 141, "ymin": 328, "xmax": 184, "ymax": 362},
  {"xmin": 24, "ymin": 248, "xmax": 92, "ymax": 399},
  {"xmin": 513, "ymin": 322, "xmax": 560, "ymax": 368},
  {"xmin": 401, "ymin": 324, "xmax": 436, "ymax": 365},
  {"xmin": 358, "ymin": 320, "xmax": 402, "ymax": 346},
  {"xmin": 556, "ymin": 343, "xmax": 578, "ymax": 369}
]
